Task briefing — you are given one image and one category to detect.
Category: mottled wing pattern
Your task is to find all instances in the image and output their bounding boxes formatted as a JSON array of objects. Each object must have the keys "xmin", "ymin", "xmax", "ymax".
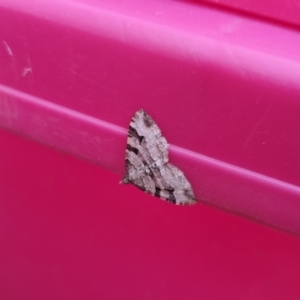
[
  {"xmin": 126, "ymin": 109, "xmax": 168, "ymax": 168},
  {"xmin": 122, "ymin": 109, "xmax": 196, "ymax": 205}
]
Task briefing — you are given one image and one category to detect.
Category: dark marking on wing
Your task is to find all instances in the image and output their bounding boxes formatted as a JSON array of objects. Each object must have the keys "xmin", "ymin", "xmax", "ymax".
[
  {"xmin": 126, "ymin": 144, "xmax": 139, "ymax": 155},
  {"xmin": 143, "ymin": 113, "xmax": 154, "ymax": 128},
  {"xmin": 129, "ymin": 126, "xmax": 144, "ymax": 144},
  {"xmin": 165, "ymin": 188, "xmax": 176, "ymax": 203},
  {"xmin": 125, "ymin": 158, "xmax": 130, "ymax": 169},
  {"xmin": 155, "ymin": 187, "xmax": 161, "ymax": 198}
]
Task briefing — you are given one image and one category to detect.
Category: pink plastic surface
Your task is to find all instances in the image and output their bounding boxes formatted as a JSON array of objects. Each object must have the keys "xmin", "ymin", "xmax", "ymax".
[
  {"xmin": 1, "ymin": 128, "xmax": 300, "ymax": 299},
  {"xmin": 1, "ymin": 0, "xmax": 300, "ymax": 234},
  {"xmin": 1, "ymin": 1, "xmax": 300, "ymax": 298},
  {"xmin": 198, "ymin": 0, "xmax": 300, "ymax": 28}
]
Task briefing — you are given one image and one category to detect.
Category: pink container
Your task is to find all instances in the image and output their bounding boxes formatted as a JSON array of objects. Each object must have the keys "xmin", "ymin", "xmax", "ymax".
[{"xmin": 1, "ymin": 0, "xmax": 300, "ymax": 298}]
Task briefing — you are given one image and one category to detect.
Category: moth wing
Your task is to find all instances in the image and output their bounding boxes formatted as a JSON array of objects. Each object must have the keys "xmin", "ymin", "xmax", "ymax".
[
  {"xmin": 126, "ymin": 109, "xmax": 169, "ymax": 168},
  {"xmin": 158, "ymin": 163, "xmax": 196, "ymax": 205},
  {"xmin": 129, "ymin": 163, "xmax": 196, "ymax": 205}
]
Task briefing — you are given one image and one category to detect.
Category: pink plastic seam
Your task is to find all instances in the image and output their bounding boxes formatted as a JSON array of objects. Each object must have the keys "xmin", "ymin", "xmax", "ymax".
[{"xmin": 1, "ymin": 84, "xmax": 300, "ymax": 235}]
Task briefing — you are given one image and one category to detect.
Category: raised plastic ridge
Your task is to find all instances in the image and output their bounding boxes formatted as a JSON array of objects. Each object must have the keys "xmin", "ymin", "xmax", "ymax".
[{"xmin": 1, "ymin": 0, "xmax": 300, "ymax": 234}]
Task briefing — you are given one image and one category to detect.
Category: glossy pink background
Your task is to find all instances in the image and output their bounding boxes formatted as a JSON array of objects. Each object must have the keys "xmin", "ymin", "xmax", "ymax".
[
  {"xmin": 1, "ymin": 128, "xmax": 300, "ymax": 299},
  {"xmin": 1, "ymin": 0, "xmax": 300, "ymax": 233},
  {"xmin": 1, "ymin": 0, "xmax": 300, "ymax": 298}
]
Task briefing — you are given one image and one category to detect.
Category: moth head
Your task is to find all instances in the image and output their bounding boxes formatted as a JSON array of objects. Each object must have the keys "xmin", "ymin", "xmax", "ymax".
[{"xmin": 121, "ymin": 175, "xmax": 130, "ymax": 184}]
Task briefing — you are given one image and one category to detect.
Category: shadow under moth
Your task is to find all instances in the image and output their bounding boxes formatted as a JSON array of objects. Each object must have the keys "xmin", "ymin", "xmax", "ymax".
[{"xmin": 121, "ymin": 109, "xmax": 196, "ymax": 205}]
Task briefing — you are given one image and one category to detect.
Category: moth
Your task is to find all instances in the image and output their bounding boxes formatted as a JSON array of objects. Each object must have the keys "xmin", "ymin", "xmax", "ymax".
[{"xmin": 121, "ymin": 109, "xmax": 196, "ymax": 205}]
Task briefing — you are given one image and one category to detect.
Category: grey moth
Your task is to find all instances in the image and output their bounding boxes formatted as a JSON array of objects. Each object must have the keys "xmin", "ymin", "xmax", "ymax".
[{"xmin": 122, "ymin": 109, "xmax": 196, "ymax": 205}]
